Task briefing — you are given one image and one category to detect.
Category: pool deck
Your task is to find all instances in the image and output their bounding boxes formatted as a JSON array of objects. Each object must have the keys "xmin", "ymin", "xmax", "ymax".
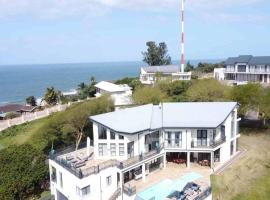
[{"xmin": 124, "ymin": 162, "xmax": 211, "ymax": 199}]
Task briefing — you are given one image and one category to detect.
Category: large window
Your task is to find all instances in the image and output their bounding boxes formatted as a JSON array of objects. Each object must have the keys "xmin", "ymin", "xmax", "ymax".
[
  {"xmin": 98, "ymin": 125, "xmax": 107, "ymax": 139},
  {"xmin": 175, "ymin": 132, "xmax": 182, "ymax": 147},
  {"xmin": 197, "ymin": 130, "xmax": 207, "ymax": 146},
  {"xmin": 166, "ymin": 132, "xmax": 172, "ymax": 145},
  {"xmin": 106, "ymin": 176, "xmax": 112, "ymax": 186},
  {"xmin": 119, "ymin": 143, "xmax": 125, "ymax": 156},
  {"xmin": 110, "ymin": 131, "xmax": 115, "ymax": 140},
  {"xmin": 237, "ymin": 65, "xmax": 247, "ymax": 72},
  {"xmin": 76, "ymin": 185, "xmax": 90, "ymax": 197},
  {"xmin": 119, "ymin": 135, "xmax": 124, "ymax": 140},
  {"xmin": 110, "ymin": 143, "xmax": 116, "ymax": 156},
  {"xmin": 51, "ymin": 166, "xmax": 57, "ymax": 183},
  {"xmin": 98, "ymin": 143, "xmax": 107, "ymax": 156}
]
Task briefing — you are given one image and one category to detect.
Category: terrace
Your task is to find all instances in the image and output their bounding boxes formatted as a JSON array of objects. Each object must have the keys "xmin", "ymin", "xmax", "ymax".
[
  {"xmin": 49, "ymin": 141, "xmax": 164, "ymax": 179},
  {"xmin": 124, "ymin": 162, "xmax": 211, "ymax": 200}
]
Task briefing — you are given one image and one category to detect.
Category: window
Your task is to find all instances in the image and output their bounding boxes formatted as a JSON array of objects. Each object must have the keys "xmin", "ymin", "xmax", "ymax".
[
  {"xmin": 197, "ymin": 130, "xmax": 207, "ymax": 146},
  {"xmin": 106, "ymin": 176, "xmax": 112, "ymax": 186},
  {"xmin": 175, "ymin": 132, "xmax": 182, "ymax": 147},
  {"xmin": 110, "ymin": 131, "xmax": 115, "ymax": 140},
  {"xmin": 166, "ymin": 132, "xmax": 172, "ymax": 144},
  {"xmin": 221, "ymin": 125, "xmax": 225, "ymax": 138},
  {"xmin": 119, "ymin": 135, "xmax": 124, "ymax": 140},
  {"xmin": 110, "ymin": 143, "xmax": 116, "ymax": 156},
  {"xmin": 238, "ymin": 65, "xmax": 247, "ymax": 72},
  {"xmin": 59, "ymin": 172, "xmax": 63, "ymax": 188},
  {"xmin": 98, "ymin": 125, "xmax": 107, "ymax": 139},
  {"xmin": 76, "ymin": 185, "xmax": 90, "ymax": 197},
  {"xmin": 98, "ymin": 143, "xmax": 107, "ymax": 156},
  {"xmin": 119, "ymin": 143, "xmax": 124, "ymax": 156},
  {"xmin": 51, "ymin": 166, "xmax": 57, "ymax": 183}
]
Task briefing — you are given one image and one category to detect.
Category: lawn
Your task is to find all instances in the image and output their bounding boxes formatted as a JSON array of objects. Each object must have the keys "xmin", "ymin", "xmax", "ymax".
[
  {"xmin": 211, "ymin": 129, "xmax": 270, "ymax": 200},
  {"xmin": 0, "ymin": 117, "xmax": 50, "ymax": 149}
]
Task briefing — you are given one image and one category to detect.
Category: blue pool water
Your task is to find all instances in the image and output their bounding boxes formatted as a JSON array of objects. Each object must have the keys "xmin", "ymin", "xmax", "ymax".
[{"xmin": 136, "ymin": 172, "xmax": 202, "ymax": 200}]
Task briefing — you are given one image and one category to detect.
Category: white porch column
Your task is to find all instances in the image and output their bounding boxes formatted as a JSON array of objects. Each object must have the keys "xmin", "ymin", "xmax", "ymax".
[
  {"xmin": 210, "ymin": 151, "xmax": 214, "ymax": 170},
  {"xmin": 142, "ymin": 163, "xmax": 146, "ymax": 182},
  {"xmin": 187, "ymin": 152, "xmax": 190, "ymax": 169},
  {"xmin": 163, "ymin": 153, "xmax": 167, "ymax": 169},
  {"xmin": 268, "ymin": 74, "xmax": 270, "ymax": 83}
]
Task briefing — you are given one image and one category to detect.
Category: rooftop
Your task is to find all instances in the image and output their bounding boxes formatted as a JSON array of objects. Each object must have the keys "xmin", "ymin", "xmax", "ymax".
[
  {"xmin": 95, "ymin": 81, "xmax": 131, "ymax": 93},
  {"xmin": 225, "ymin": 55, "xmax": 270, "ymax": 65},
  {"xmin": 90, "ymin": 102, "xmax": 238, "ymax": 134},
  {"xmin": 142, "ymin": 65, "xmax": 180, "ymax": 74},
  {"xmin": 0, "ymin": 104, "xmax": 36, "ymax": 114}
]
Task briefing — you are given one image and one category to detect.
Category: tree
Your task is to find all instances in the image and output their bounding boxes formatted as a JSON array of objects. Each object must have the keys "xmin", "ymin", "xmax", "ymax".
[
  {"xmin": 26, "ymin": 96, "xmax": 37, "ymax": 106},
  {"xmin": 0, "ymin": 144, "xmax": 48, "ymax": 200},
  {"xmin": 142, "ymin": 41, "xmax": 172, "ymax": 66},
  {"xmin": 230, "ymin": 83, "xmax": 263, "ymax": 116},
  {"xmin": 185, "ymin": 61, "xmax": 194, "ymax": 72},
  {"xmin": 44, "ymin": 87, "xmax": 60, "ymax": 105},
  {"xmin": 186, "ymin": 79, "xmax": 230, "ymax": 102},
  {"xmin": 132, "ymin": 86, "xmax": 167, "ymax": 105},
  {"xmin": 260, "ymin": 87, "xmax": 270, "ymax": 125},
  {"xmin": 66, "ymin": 96, "xmax": 114, "ymax": 150}
]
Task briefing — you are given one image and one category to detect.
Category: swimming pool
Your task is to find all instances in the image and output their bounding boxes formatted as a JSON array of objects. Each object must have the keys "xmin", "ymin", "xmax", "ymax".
[{"xmin": 136, "ymin": 172, "xmax": 202, "ymax": 200}]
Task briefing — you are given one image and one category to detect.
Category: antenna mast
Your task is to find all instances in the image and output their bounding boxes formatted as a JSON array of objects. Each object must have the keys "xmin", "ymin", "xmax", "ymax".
[{"xmin": 181, "ymin": 0, "xmax": 185, "ymax": 73}]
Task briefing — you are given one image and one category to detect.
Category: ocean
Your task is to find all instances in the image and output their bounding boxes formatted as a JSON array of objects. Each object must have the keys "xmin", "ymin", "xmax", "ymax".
[{"xmin": 0, "ymin": 59, "xmax": 222, "ymax": 105}]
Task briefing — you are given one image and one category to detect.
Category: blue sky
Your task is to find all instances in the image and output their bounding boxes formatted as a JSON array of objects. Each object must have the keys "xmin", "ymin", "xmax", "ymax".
[{"xmin": 0, "ymin": 0, "xmax": 269, "ymax": 65}]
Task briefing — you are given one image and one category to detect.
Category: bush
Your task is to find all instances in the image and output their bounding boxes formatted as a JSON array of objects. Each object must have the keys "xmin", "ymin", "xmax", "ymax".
[
  {"xmin": 4, "ymin": 112, "xmax": 21, "ymax": 119},
  {"xmin": 186, "ymin": 79, "xmax": 230, "ymax": 102},
  {"xmin": 0, "ymin": 144, "xmax": 48, "ymax": 200},
  {"xmin": 133, "ymin": 86, "xmax": 167, "ymax": 105}
]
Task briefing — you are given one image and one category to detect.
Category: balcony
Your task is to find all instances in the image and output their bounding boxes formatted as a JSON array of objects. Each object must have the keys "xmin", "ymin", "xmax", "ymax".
[
  {"xmin": 119, "ymin": 143, "xmax": 164, "ymax": 169},
  {"xmin": 191, "ymin": 136, "xmax": 226, "ymax": 149},
  {"xmin": 50, "ymin": 142, "xmax": 164, "ymax": 179},
  {"xmin": 164, "ymin": 139, "xmax": 182, "ymax": 148}
]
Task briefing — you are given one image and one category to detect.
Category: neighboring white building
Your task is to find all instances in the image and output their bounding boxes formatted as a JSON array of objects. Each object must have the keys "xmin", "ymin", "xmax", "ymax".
[
  {"xmin": 140, "ymin": 65, "xmax": 191, "ymax": 85},
  {"xmin": 214, "ymin": 55, "xmax": 270, "ymax": 85},
  {"xmin": 95, "ymin": 81, "xmax": 132, "ymax": 106},
  {"xmin": 213, "ymin": 68, "xmax": 225, "ymax": 81},
  {"xmin": 49, "ymin": 102, "xmax": 240, "ymax": 200}
]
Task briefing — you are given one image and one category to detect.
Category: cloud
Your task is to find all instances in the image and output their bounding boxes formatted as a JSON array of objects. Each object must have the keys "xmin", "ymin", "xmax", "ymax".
[{"xmin": 0, "ymin": 0, "xmax": 266, "ymax": 22}]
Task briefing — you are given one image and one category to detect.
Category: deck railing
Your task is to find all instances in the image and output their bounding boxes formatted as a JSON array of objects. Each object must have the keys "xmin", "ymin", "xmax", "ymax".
[
  {"xmin": 50, "ymin": 142, "xmax": 164, "ymax": 179},
  {"xmin": 191, "ymin": 136, "xmax": 226, "ymax": 148},
  {"xmin": 119, "ymin": 143, "xmax": 164, "ymax": 169}
]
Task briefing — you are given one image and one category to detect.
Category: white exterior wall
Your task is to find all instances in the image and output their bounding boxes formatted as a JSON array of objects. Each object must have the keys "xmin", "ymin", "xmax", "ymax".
[{"xmin": 49, "ymin": 160, "xmax": 120, "ymax": 200}]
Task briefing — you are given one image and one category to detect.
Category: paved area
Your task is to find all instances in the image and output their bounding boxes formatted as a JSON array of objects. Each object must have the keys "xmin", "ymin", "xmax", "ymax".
[{"xmin": 126, "ymin": 162, "xmax": 211, "ymax": 193}]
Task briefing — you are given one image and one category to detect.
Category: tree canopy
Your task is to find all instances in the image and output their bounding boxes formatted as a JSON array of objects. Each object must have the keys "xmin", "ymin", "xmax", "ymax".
[
  {"xmin": 26, "ymin": 96, "xmax": 37, "ymax": 106},
  {"xmin": 44, "ymin": 87, "xmax": 61, "ymax": 105},
  {"xmin": 133, "ymin": 86, "xmax": 167, "ymax": 105},
  {"xmin": 142, "ymin": 41, "xmax": 172, "ymax": 66},
  {"xmin": 0, "ymin": 144, "xmax": 48, "ymax": 200},
  {"xmin": 186, "ymin": 79, "xmax": 230, "ymax": 102}
]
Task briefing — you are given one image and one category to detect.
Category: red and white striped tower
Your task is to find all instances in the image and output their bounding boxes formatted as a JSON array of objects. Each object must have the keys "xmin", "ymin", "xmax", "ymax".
[{"xmin": 180, "ymin": 0, "xmax": 185, "ymax": 73}]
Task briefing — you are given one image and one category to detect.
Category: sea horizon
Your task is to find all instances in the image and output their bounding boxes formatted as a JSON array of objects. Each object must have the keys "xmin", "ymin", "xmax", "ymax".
[{"xmin": 0, "ymin": 59, "xmax": 223, "ymax": 106}]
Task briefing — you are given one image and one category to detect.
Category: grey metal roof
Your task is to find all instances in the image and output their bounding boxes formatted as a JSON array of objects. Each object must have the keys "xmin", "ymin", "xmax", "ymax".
[
  {"xmin": 90, "ymin": 102, "xmax": 238, "ymax": 134},
  {"xmin": 249, "ymin": 56, "xmax": 270, "ymax": 65},
  {"xmin": 142, "ymin": 65, "xmax": 180, "ymax": 73},
  {"xmin": 225, "ymin": 55, "xmax": 270, "ymax": 65}
]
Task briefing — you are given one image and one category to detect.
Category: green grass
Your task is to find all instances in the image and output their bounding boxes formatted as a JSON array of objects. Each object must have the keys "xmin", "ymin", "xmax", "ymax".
[
  {"xmin": 211, "ymin": 130, "xmax": 270, "ymax": 200},
  {"xmin": 0, "ymin": 117, "xmax": 50, "ymax": 148}
]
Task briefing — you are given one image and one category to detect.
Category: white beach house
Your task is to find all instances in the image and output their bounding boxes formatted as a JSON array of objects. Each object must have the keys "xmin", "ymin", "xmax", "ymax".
[
  {"xmin": 140, "ymin": 65, "xmax": 192, "ymax": 85},
  {"xmin": 95, "ymin": 81, "xmax": 132, "ymax": 106},
  {"xmin": 49, "ymin": 102, "xmax": 240, "ymax": 200},
  {"xmin": 214, "ymin": 55, "xmax": 270, "ymax": 85}
]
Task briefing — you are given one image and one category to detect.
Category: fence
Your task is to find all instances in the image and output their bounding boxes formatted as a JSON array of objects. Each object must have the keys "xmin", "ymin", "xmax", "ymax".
[{"xmin": 0, "ymin": 104, "xmax": 69, "ymax": 132}]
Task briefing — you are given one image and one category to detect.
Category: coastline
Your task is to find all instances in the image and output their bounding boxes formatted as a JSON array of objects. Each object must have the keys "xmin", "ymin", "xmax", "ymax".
[{"xmin": 0, "ymin": 59, "xmax": 223, "ymax": 106}]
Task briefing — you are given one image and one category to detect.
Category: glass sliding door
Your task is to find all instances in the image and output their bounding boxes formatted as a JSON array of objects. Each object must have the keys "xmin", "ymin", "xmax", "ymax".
[{"xmin": 197, "ymin": 130, "xmax": 207, "ymax": 146}]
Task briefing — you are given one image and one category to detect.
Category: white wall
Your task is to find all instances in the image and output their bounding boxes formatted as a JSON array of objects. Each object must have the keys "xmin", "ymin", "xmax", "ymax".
[{"xmin": 49, "ymin": 160, "xmax": 120, "ymax": 200}]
